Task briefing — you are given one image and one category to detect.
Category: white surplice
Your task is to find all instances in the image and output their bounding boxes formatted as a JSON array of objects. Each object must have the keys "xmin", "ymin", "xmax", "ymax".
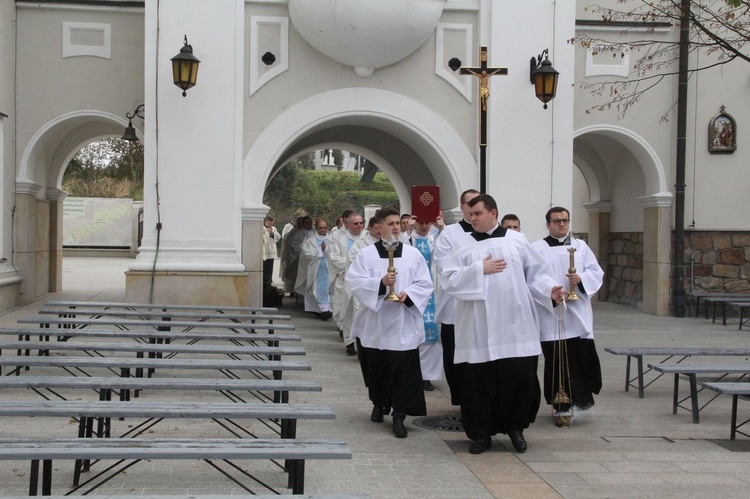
[
  {"xmin": 295, "ymin": 232, "xmax": 332, "ymax": 314},
  {"xmin": 433, "ymin": 220, "xmax": 474, "ymax": 325},
  {"xmin": 531, "ymin": 237, "xmax": 604, "ymax": 341},
  {"xmin": 346, "ymin": 241, "xmax": 434, "ymax": 351},
  {"xmin": 441, "ymin": 227, "xmax": 559, "ymax": 364}
]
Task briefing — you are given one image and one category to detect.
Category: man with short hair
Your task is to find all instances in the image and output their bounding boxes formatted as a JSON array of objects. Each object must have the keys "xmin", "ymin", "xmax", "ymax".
[
  {"xmin": 262, "ymin": 216, "xmax": 281, "ymax": 286},
  {"xmin": 328, "ymin": 212, "xmax": 365, "ymax": 354},
  {"xmin": 433, "ymin": 189, "xmax": 479, "ymax": 406},
  {"xmin": 346, "ymin": 206, "xmax": 433, "ymax": 438},
  {"xmin": 441, "ymin": 194, "xmax": 564, "ymax": 454},
  {"xmin": 500, "ymin": 213, "xmax": 521, "ymax": 232},
  {"xmin": 532, "ymin": 207, "xmax": 604, "ymax": 422}
]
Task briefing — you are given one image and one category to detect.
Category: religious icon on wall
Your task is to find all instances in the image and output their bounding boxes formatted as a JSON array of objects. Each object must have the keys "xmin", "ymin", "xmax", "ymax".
[{"xmin": 708, "ymin": 105, "xmax": 736, "ymax": 154}]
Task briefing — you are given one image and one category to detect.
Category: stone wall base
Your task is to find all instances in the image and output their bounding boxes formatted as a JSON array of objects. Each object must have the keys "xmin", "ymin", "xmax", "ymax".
[{"xmin": 125, "ymin": 271, "xmax": 255, "ymax": 307}]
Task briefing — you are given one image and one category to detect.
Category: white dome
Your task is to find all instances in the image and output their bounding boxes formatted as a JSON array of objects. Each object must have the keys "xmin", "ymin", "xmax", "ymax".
[{"xmin": 289, "ymin": 0, "xmax": 446, "ymax": 77}]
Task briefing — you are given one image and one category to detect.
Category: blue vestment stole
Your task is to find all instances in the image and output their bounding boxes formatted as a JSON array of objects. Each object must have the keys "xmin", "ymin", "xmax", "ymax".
[{"xmin": 413, "ymin": 236, "xmax": 438, "ymax": 343}]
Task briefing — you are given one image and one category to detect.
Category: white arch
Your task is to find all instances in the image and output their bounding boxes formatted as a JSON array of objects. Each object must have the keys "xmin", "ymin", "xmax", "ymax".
[
  {"xmin": 574, "ymin": 124, "xmax": 668, "ymax": 196},
  {"xmin": 243, "ymin": 88, "xmax": 477, "ymax": 208},
  {"xmin": 19, "ymin": 110, "xmax": 134, "ymax": 190}
]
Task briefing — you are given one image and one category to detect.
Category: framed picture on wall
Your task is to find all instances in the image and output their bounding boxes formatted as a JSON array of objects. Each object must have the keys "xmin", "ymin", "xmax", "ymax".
[{"xmin": 708, "ymin": 105, "xmax": 736, "ymax": 154}]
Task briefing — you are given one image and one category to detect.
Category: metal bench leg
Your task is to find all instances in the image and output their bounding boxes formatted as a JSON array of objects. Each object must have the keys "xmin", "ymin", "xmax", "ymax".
[
  {"xmin": 29, "ymin": 459, "xmax": 39, "ymax": 496},
  {"xmin": 42, "ymin": 459, "xmax": 52, "ymax": 496},
  {"xmin": 289, "ymin": 459, "xmax": 305, "ymax": 494},
  {"xmin": 672, "ymin": 374, "xmax": 679, "ymax": 415},
  {"xmin": 625, "ymin": 355, "xmax": 631, "ymax": 392},
  {"xmin": 637, "ymin": 356, "xmax": 644, "ymax": 398},
  {"xmin": 731, "ymin": 394, "xmax": 739, "ymax": 440},
  {"xmin": 688, "ymin": 374, "xmax": 700, "ymax": 424}
]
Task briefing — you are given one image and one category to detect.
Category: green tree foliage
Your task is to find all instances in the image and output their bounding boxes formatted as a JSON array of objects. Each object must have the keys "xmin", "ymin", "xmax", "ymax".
[
  {"xmin": 63, "ymin": 138, "xmax": 144, "ymax": 199},
  {"xmin": 264, "ymin": 159, "xmax": 397, "ymax": 225}
]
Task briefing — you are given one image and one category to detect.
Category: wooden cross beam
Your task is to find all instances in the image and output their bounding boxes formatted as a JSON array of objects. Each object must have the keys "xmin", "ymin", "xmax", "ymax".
[{"xmin": 460, "ymin": 46, "xmax": 508, "ymax": 193}]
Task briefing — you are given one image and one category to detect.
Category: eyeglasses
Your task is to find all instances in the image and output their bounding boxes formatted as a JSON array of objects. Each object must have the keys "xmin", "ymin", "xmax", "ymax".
[
  {"xmin": 550, "ymin": 219, "xmax": 570, "ymax": 225},
  {"xmin": 350, "ymin": 222, "xmax": 364, "ymax": 225}
]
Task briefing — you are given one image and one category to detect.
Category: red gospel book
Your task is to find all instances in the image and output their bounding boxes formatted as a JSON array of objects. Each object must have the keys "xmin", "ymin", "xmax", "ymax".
[{"xmin": 411, "ymin": 185, "xmax": 440, "ymax": 222}]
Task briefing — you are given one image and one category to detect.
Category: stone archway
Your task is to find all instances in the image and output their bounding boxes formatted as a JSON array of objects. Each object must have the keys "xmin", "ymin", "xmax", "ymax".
[
  {"xmin": 241, "ymin": 87, "xmax": 477, "ymax": 304},
  {"xmin": 574, "ymin": 124, "xmax": 672, "ymax": 315},
  {"xmin": 16, "ymin": 111, "xmax": 131, "ymax": 303}
]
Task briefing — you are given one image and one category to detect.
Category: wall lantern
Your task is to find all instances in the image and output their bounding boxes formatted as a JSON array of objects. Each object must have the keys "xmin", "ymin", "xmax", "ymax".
[
  {"xmin": 121, "ymin": 104, "xmax": 145, "ymax": 142},
  {"xmin": 171, "ymin": 35, "xmax": 200, "ymax": 97},
  {"xmin": 530, "ymin": 49, "xmax": 559, "ymax": 109}
]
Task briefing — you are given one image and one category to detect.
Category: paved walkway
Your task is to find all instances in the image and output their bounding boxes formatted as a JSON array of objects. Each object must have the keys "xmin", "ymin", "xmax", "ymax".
[{"xmin": 1, "ymin": 257, "xmax": 750, "ymax": 498}]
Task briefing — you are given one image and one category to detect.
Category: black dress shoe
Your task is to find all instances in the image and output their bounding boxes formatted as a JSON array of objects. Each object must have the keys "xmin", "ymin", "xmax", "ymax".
[
  {"xmin": 469, "ymin": 438, "xmax": 492, "ymax": 454},
  {"xmin": 422, "ymin": 380, "xmax": 434, "ymax": 391},
  {"xmin": 370, "ymin": 405, "xmax": 383, "ymax": 423},
  {"xmin": 320, "ymin": 311, "xmax": 332, "ymax": 321},
  {"xmin": 346, "ymin": 344, "xmax": 356, "ymax": 356},
  {"xmin": 392, "ymin": 419, "xmax": 408, "ymax": 438},
  {"xmin": 507, "ymin": 429, "xmax": 527, "ymax": 452}
]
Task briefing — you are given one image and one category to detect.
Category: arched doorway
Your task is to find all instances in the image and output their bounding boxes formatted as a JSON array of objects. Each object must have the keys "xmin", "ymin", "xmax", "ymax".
[
  {"xmin": 241, "ymin": 88, "xmax": 477, "ymax": 305},
  {"xmin": 573, "ymin": 125, "xmax": 672, "ymax": 315},
  {"xmin": 15, "ymin": 111, "xmax": 134, "ymax": 304}
]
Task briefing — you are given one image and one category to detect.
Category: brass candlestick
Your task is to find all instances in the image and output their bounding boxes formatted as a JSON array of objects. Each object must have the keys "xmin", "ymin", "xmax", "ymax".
[
  {"xmin": 385, "ymin": 245, "xmax": 400, "ymax": 302},
  {"xmin": 383, "ymin": 229, "xmax": 401, "ymax": 302},
  {"xmin": 566, "ymin": 247, "xmax": 580, "ymax": 301}
]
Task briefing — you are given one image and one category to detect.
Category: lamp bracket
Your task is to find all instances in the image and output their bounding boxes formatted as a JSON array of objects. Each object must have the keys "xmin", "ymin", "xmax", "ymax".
[
  {"xmin": 126, "ymin": 104, "xmax": 145, "ymax": 121},
  {"xmin": 530, "ymin": 48, "xmax": 550, "ymax": 84}
]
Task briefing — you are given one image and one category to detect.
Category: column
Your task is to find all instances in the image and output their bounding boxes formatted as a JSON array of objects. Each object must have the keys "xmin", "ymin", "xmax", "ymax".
[
  {"xmin": 583, "ymin": 201, "xmax": 611, "ymax": 301},
  {"xmin": 640, "ymin": 193, "xmax": 673, "ymax": 316}
]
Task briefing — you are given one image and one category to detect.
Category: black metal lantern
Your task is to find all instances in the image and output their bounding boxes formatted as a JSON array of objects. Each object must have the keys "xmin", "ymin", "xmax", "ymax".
[
  {"xmin": 530, "ymin": 49, "xmax": 559, "ymax": 109},
  {"xmin": 171, "ymin": 35, "xmax": 200, "ymax": 97},
  {"xmin": 122, "ymin": 104, "xmax": 145, "ymax": 142}
]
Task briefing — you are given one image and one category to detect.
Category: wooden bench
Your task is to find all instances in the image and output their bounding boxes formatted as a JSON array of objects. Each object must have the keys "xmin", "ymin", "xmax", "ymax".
[
  {"xmin": 17, "ymin": 317, "xmax": 295, "ymax": 334},
  {"xmin": 0, "ymin": 437, "xmax": 351, "ymax": 495},
  {"xmin": 44, "ymin": 300, "xmax": 279, "ymax": 313},
  {"xmin": 0, "ymin": 355, "xmax": 311, "ymax": 381},
  {"xmin": 701, "ymin": 297, "xmax": 750, "ymax": 326},
  {"xmin": 0, "ymin": 375, "xmax": 322, "ymax": 405},
  {"xmin": 603, "ymin": 347, "xmax": 750, "ymax": 398},
  {"xmin": 0, "ymin": 339, "xmax": 306, "ymax": 360},
  {"xmin": 0, "ymin": 326, "xmax": 301, "ymax": 344},
  {"xmin": 648, "ymin": 363, "xmax": 750, "ymax": 423},
  {"xmin": 688, "ymin": 292, "xmax": 749, "ymax": 318},
  {"xmin": 700, "ymin": 382, "xmax": 750, "ymax": 439},
  {"xmin": 39, "ymin": 307, "xmax": 292, "ymax": 323}
]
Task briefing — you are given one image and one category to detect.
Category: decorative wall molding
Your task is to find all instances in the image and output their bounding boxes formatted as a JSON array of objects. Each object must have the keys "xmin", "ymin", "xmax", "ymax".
[
  {"xmin": 436, "ymin": 23, "xmax": 473, "ymax": 103},
  {"xmin": 62, "ymin": 22, "xmax": 111, "ymax": 59},
  {"xmin": 249, "ymin": 16, "xmax": 289, "ymax": 96},
  {"xmin": 585, "ymin": 44, "xmax": 630, "ymax": 78}
]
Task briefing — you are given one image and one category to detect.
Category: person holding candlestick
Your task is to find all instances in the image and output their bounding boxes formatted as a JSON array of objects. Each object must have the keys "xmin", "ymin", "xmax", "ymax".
[
  {"xmin": 532, "ymin": 207, "xmax": 604, "ymax": 423},
  {"xmin": 345, "ymin": 206, "xmax": 434, "ymax": 438}
]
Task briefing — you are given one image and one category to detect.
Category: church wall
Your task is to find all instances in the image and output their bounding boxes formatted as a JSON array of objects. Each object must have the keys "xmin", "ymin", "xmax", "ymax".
[
  {"xmin": 682, "ymin": 231, "xmax": 750, "ymax": 296},
  {"xmin": 243, "ymin": 3, "xmax": 477, "ymax": 182},
  {"xmin": 607, "ymin": 231, "xmax": 643, "ymax": 308},
  {"xmin": 15, "ymin": 5, "xmax": 144, "ymax": 189},
  {"xmin": 0, "ymin": 0, "xmax": 21, "ymax": 310}
]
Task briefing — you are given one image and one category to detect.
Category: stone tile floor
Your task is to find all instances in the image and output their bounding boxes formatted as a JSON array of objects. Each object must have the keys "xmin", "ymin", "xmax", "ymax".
[{"xmin": 0, "ymin": 257, "xmax": 749, "ymax": 498}]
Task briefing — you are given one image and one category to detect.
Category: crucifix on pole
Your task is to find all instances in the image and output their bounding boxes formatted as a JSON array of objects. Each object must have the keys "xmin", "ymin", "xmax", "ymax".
[{"xmin": 459, "ymin": 46, "xmax": 508, "ymax": 193}]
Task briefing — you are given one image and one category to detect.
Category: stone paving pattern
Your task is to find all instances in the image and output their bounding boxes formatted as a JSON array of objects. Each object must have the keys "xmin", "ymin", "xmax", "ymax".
[{"xmin": 0, "ymin": 258, "xmax": 750, "ymax": 497}]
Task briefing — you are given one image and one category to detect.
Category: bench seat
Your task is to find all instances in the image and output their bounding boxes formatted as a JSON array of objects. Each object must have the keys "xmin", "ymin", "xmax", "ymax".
[
  {"xmin": 0, "ymin": 437, "xmax": 351, "ymax": 495},
  {"xmin": 648, "ymin": 363, "xmax": 750, "ymax": 423},
  {"xmin": 0, "ymin": 326, "xmax": 301, "ymax": 343},
  {"xmin": 604, "ymin": 347, "xmax": 750, "ymax": 398},
  {"xmin": 700, "ymin": 382, "xmax": 750, "ymax": 439}
]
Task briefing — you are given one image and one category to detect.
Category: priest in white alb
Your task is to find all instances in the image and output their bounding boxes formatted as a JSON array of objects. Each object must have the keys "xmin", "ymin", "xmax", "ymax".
[{"xmin": 441, "ymin": 194, "xmax": 565, "ymax": 455}]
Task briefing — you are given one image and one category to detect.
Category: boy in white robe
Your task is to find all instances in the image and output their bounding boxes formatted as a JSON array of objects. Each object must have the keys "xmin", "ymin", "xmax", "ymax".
[
  {"xmin": 346, "ymin": 207, "xmax": 434, "ymax": 439},
  {"xmin": 532, "ymin": 207, "xmax": 604, "ymax": 420},
  {"xmin": 441, "ymin": 194, "xmax": 565, "ymax": 454}
]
